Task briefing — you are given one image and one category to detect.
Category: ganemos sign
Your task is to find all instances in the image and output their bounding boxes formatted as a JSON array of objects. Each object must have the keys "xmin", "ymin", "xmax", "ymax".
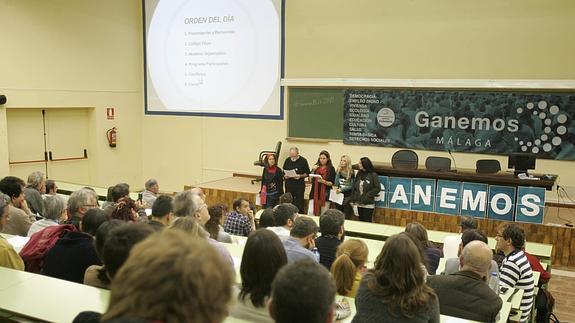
[
  {"xmin": 344, "ymin": 89, "xmax": 575, "ymax": 160},
  {"xmin": 375, "ymin": 176, "xmax": 545, "ymax": 224}
]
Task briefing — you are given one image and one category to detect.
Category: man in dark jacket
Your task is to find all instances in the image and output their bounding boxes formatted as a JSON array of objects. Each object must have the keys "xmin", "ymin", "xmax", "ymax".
[
  {"xmin": 315, "ymin": 209, "xmax": 345, "ymax": 270},
  {"xmin": 43, "ymin": 209, "xmax": 107, "ymax": 283},
  {"xmin": 427, "ymin": 240, "xmax": 503, "ymax": 322}
]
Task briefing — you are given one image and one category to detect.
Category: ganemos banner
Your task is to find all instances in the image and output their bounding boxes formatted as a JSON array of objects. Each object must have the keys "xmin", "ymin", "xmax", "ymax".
[
  {"xmin": 374, "ymin": 176, "xmax": 545, "ymax": 224},
  {"xmin": 343, "ymin": 89, "xmax": 575, "ymax": 160}
]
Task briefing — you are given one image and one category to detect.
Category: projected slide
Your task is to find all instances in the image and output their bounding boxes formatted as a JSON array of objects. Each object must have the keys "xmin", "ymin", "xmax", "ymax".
[{"xmin": 143, "ymin": 0, "xmax": 282, "ymax": 118}]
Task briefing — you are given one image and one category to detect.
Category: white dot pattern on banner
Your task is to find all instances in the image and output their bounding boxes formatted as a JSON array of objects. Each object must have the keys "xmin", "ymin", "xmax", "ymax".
[
  {"xmin": 538, "ymin": 101, "xmax": 547, "ymax": 109},
  {"xmin": 527, "ymin": 102, "xmax": 534, "ymax": 109},
  {"xmin": 517, "ymin": 107, "xmax": 523, "ymax": 114},
  {"xmin": 519, "ymin": 141, "xmax": 524, "ymax": 145},
  {"xmin": 541, "ymin": 134, "xmax": 548, "ymax": 141},
  {"xmin": 557, "ymin": 114, "xmax": 567, "ymax": 124},
  {"xmin": 521, "ymin": 146, "xmax": 528, "ymax": 151},
  {"xmin": 526, "ymin": 141, "xmax": 532, "ymax": 147},
  {"xmin": 545, "ymin": 119, "xmax": 552, "ymax": 125},
  {"xmin": 515, "ymin": 137, "xmax": 519, "ymax": 141},
  {"xmin": 533, "ymin": 111, "xmax": 538, "ymax": 115},
  {"xmin": 552, "ymin": 137, "xmax": 562, "ymax": 146},
  {"xmin": 544, "ymin": 127, "xmax": 551, "ymax": 133},
  {"xmin": 535, "ymin": 139, "xmax": 541, "ymax": 145},
  {"xmin": 532, "ymin": 147, "xmax": 539, "ymax": 154},
  {"xmin": 539, "ymin": 113, "xmax": 546, "ymax": 119},
  {"xmin": 557, "ymin": 126, "xmax": 567, "ymax": 135},
  {"xmin": 543, "ymin": 143, "xmax": 553, "ymax": 152},
  {"xmin": 550, "ymin": 105, "xmax": 559, "ymax": 115}
]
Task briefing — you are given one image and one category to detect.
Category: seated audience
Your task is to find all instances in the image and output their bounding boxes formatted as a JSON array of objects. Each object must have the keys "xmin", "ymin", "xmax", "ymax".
[
  {"xmin": 44, "ymin": 179, "xmax": 58, "ymax": 197},
  {"xmin": 496, "ymin": 223, "xmax": 535, "ymax": 323},
  {"xmin": 267, "ymin": 203, "xmax": 298, "ymax": 240},
  {"xmin": 282, "ymin": 217, "xmax": 319, "ymax": 263},
  {"xmin": 142, "ymin": 178, "xmax": 159, "ymax": 208},
  {"xmin": 173, "ymin": 190, "xmax": 210, "ymax": 225},
  {"xmin": 66, "ymin": 188, "xmax": 99, "ymax": 229},
  {"xmin": 109, "ymin": 196, "xmax": 138, "ymax": 222},
  {"xmin": 84, "ymin": 220, "xmax": 125, "ymax": 289},
  {"xmin": 0, "ymin": 176, "xmax": 35, "ymax": 236},
  {"xmin": 100, "ymin": 223, "xmax": 154, "ymax": 283},
  {"xmin": 101, "ymin": 186, "xmax": 114, "ymax": 210},
  {"xmin": 405, "ymin": 221, "xmax": 443, "ymax": 274},
  {"xmin": 43, "ymin": 209, "xmax": 107, "ymax": 283},
  {"xmin": 170, "ymin": 216, "xmax": 233, "ymax": 268},
  {"xmin": 24, "ymin": 171, "xmax": 46, "ymax": 216},
  {"xmin": 190, "ymin": 186, "xmax": 206, "ymax": 201},
  {"xmin": 442, "ymin": 229, "xmax": 498, "ymax": 275},
  {"xmin": 28, "ymin": 195, "xmax": 67, "ymax": 237},
  {"xmin": 331, "ymin": 239, "xmax": 368, "ymax": 298},
  {"xmin": 278, "ymin": 192, "xmax": 293, "ymax": 205},
  {"xmin": 268, "ymin": 260, "xmax": 336, "ymax": 323},
  {"xmin": 315, "ymin": 209, "xmax": 345, "ymax": 270},
  {"xmin": 229, "ymin": 229, "xmax": 287, "ymax": 322},
  {"xmin": 103, "ymin": 183, "xmax": 130, "ymax": 216},
  {"xmin": 223, "ymin": 197, "xmax": 256, "ymax": 237},
  {"xmin": 205, "ymin": 204, "xmax": 232, "ymax": 243},
  {"xmin": 308, "ymin": 150, "xmax": 336, "ymax": 216},
  {"xmin": 258, "ymin": 208, "xmax": 275, "ymax": 228},
  {"xmin": 89, "ymin": 230, "xmax": 234, "ymax": 323},
  {"xmin": 353, "ymin": 233, "xmax": 440, "ymax": 323},
  {"xmin": 427, "ymin": 241, "xmax": 502, "ymax": 322},
  {"xmin": 442, "ymin": 216, "xmax": 478, "ymax": 259},
  {"xmin": 0, "ymin": 193, "xmax": 24, "ymax": 270},
  {"xmin": 147, "ymin": 195, "xmax": 173, "ymax": 230}
]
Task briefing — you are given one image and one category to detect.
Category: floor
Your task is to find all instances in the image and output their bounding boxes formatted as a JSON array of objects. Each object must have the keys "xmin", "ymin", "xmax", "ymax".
[{"xmin": 548, "ymin": 270, "xmax": 575, "ymax": 322}]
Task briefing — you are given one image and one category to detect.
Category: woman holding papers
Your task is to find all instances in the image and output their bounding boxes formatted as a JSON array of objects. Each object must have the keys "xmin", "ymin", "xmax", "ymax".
[
  {"xmin": 333, "ymin": 155, "xmax": 355, "ymax": 219},
  {"xmin": 350, "ymin": 157, "xmax": 380, "ymax": 222},
  {"xmin": 260, "ymin": 154, "xmax": 284, "ymax": 209},
  {"xmin": 308, "ymin": 150, "xmax": 336, "ymax": 216}
]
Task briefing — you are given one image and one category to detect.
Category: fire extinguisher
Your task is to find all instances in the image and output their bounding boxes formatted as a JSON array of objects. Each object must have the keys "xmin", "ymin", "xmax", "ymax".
[{"xmin": 106, "ymin": 127, "xmax": 117, "ymax": 148}]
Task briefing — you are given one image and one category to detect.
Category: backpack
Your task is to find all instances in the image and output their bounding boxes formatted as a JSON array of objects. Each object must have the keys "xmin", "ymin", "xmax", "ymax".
[
  {"xmin": 535, "ymin": 288, "xmax": 556, "ymax": 323},
  {"xmin": 19, "ymin": 224, "xmax": 77, "ymax": 273}
]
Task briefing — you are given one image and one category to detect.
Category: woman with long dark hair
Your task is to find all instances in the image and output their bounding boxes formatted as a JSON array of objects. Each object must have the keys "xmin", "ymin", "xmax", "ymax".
[
  {"xmin": 350, "ymin": 157, "xmax": 380, "ymax": 222},
  {"xmin": 204, "ymin": 204, "xmax": 232, "ymax": 243},
  {"xmin": 229, "ymin": 229, "xmax": 288, "ymax": 322},
  {"xmin": 353, "ymin": 233, "xmax": 439, "ymax": 323},
  {"xmin": 405, "ymin": 222, "xmax": 443, "ymax": 275},
  {"xmin": 260, "ymin": 154, "xmax": 284, "ymax": 209},
  {"xmin": 308, "ymin": 150, "xmax": 336, "ymax": 216}
]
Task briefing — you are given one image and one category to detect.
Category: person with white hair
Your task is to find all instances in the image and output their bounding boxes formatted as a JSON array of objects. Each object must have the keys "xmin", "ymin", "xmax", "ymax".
[
  {"xmin": 141, "ymin": 179, "xmax": 159, "ymax": 208},
  {"xmin": 28, "ymin": 195, "xmax": 67, "ymax": 236},
  {"xmin": 24, "ymin": 171, "xmax": 46, "ymax": 216},
  {"xmin": 282, "ymin": 147, "xmax": 310, "ymax": 213},
  {"xmin": 66, "ymin": 188, "xmax": 99, "ymax": 229}
]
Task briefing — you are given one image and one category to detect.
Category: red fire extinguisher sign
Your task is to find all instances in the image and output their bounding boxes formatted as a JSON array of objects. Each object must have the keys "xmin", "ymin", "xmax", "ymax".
[{"xmin": 106, "ymin": 107, "xmax": 115, "ymax": 120}]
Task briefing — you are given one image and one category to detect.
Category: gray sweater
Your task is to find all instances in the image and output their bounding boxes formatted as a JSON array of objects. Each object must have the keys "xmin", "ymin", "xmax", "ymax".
[{"xmin": 352, "ymin": 274, "xmax": 440, "ymax": 323}]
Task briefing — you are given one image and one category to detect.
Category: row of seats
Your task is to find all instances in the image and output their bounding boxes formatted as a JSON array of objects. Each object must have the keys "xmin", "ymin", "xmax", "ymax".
[{"xmin": 392, "ymin": 149, "xmax": 501, "ymax": 173}]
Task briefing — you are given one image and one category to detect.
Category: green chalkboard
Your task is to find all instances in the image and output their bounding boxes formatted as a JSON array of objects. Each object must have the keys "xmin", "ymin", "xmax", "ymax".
[{"xmin": 288, "ymin": 88, "xmax": 345, "ymax": 140}]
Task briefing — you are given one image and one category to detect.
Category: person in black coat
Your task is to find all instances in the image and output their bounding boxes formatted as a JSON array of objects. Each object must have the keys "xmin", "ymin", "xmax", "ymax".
[
  {"xmin": 349, "ymin": 157, "xmax": 381, "ymax": 222},
  {"xmin": 43, "ymin": 209, "xmax": 107, "ymax": 283},
  {"xmin": 260, "ymin": 153, "xmax": 284, "ymax": 209},
  {"xmin": 308, "ymin": 150, "xmax": 336, "ymax": 216},
  {"xmin": 282, "ymin": 147, "xmax": 310, "ymax": 214}
]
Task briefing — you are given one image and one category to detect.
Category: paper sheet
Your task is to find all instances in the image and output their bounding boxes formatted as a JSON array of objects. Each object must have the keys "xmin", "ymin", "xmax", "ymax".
[
  {"xmin": 309, "ymin": 174, "xmax": 322, "ymax": 179},
  {"xmin": 284, "ymin": 169, "xmax": 298, "ymax": 178},
  {"xmin": 329, "ymin": 190, "xmax": 345, "ymax": 205},
  {"xmin": 7, "ymin": 236, "xmax": 30, "ymax": 249}
]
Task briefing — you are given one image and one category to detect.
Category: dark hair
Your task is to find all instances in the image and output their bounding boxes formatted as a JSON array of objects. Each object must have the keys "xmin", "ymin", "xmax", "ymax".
[
  {"xmin": 273, "ymin": 203, "xmax": 298, "ymax": 226},
  {"xmin": 45, "ymin": 180, "xmax": 56, "ymax": 194},
  {"xmin": 315, "ymin": 150, "xmax": 333, "ymax": 168},
  {"xmin": 240, "ymin": 229, "xmax": 287, "ymax": 307},
  {"xmin": 205, "ymin": 204, "xmax": 226, "ymax": 240},
  {"xmin": 278, "ymin": 193, "xmax": 293, "ymax": 204},
  {"xmin": 500, "ymin": 223, "xmax": 525, "ymax": 249},
  {"xmin": 460, "ymin": 216, "xmax": 478, "ymax": 231},
  {"xmin": 82, "ymin": 208, "xmax": 108, "ymax": 236},
  {"xmin": 102, "ymin": 223, "xmax": 155, "ymax": 279},
  {"xmin": 369, "ymin": 233, "xmax": 435, "ymax": 318},
  {"xmin": 110, "ymin": 197, "xmax": 137, "ymax": 222},
  {"xmin": 258, "ymin": 208, "xmax": 275, "ymax": 228},
  {"xmin": 0, "ymin": 176, "xmax": 25, "ymax": 199},
  {"xmin": 270, "ymin": 260, "xmax": 335, "ymax": 323},
  {"xmin": 319, "ymin": 209, "xmax": 345, "ymax": 236},
  {"xmin": 111, "ymin": 183, "xmax": 130, "ymax": 202},
  {"xmin": 264, "ymin": 153, "xmax": 277, "ymax": 168},
  {"xmin": 233, "ymin": 198, "xmax": 248, "ymax": 211},
  {"xmin": 461, "ymin": 229, "xmax": 488, "ymax": 247},
  {"xmin": 359, "ymin": 157, "xmax": 375, "ymax": 173},
  {"xmin": 94, "ymin": 220, "xmax": 126, "ymax": 284},
  {"xmin": 106, "ymin": 186, "xmax": 114, "ymax": 202},
  {"xmin": 151, "ymin": 195, "xmax": 173, "ymax": 218},
  {"xmin": 290, "ymin": 217, "xmax": 318, "ymax": 239}
]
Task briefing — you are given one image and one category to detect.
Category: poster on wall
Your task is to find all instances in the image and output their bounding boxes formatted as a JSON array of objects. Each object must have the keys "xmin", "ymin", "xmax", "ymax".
[{"xmin": 343, "ymin": 89, "xmax": 575, "ymax": 160}]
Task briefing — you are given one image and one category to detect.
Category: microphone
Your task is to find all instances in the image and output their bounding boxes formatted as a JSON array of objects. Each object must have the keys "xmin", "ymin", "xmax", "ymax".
[{"xmin": 448, "ymin": 148, "xmax": 458, "ymax": 173}]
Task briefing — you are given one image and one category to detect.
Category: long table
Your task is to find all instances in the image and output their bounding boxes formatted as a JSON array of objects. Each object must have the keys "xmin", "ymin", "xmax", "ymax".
[{"xmin": 371, "ymin": 162, "xmax": 558, "ymax": 191}]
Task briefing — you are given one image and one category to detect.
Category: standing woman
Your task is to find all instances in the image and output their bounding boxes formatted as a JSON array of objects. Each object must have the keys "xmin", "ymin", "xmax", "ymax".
[
  {"xmin": 308, "ymin": 150, "xmax": 336, "ymax": 216},
  {"xmin": 334, "ymin": 155, "xmax": 355, "ymax": 219},
  {"xmin": 350, "ymin": 157, "xmax": 380, "ymax": 222},
  {"xmin": 260, "ymin": 154, "xmax": 284, "ymax": 209}
]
